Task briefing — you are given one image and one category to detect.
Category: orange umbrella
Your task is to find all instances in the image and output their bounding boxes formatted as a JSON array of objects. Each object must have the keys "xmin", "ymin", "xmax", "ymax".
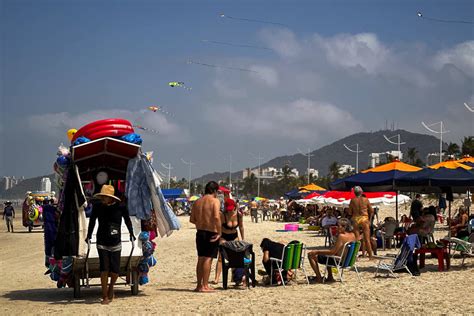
[
  {"xmin": 361, "ymin": 160, "xmax": 422, "ymax": 173},
  {"xmin": 428, "ymin": 160, "xmax": 472, "ymax": 170},
  {"xmin": 298, "ymin": 183, "xmax": 326, "ymax": 191}
]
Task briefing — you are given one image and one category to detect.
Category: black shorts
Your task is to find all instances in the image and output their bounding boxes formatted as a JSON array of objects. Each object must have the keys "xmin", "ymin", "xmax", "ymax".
[
  {"xmin": 98, "ymin": 249, "xmax": 121, "ymax": 274},
  {"xmin": 221, "ymin": 232, "xmax": 238, "ymax": 242},
  {"xmin": 318, "ymin": 255, "xmax": 337, "ymax": 266},
  {"xmin": 196, "ymin": 230, "xmax": 219, "ymax": 258}
]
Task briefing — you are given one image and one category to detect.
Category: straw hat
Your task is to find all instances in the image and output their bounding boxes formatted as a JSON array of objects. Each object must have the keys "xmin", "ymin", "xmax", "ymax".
[{"xmin": 94, "ymin": 185, "xmax": 121, "ymax": 201}]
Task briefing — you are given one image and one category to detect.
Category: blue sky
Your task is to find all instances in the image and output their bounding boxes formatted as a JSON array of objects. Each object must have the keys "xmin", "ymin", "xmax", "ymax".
[{"xmin": 1, "ymin": 0, "xmax": 473, "ymax": 179}]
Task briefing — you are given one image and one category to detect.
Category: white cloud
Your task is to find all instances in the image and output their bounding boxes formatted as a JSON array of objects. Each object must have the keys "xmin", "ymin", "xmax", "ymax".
[
  {"xmin": 206, "ymin": 98, "xmax": 363, "ymax": 142},
  {"xmin": 249, "ymin": 65, "xmax": 279, "ymax": 87},
  {"xmin": 433, "ymin": 41, "xmax": 474, "ymax": 76},
  {"xmin": 26, "ymin": 109, "xmax": 189, "ymax": 144},
  {"xmin": 259, "ymin": 28, "xmax": 302, "ymax": 58},
  {"xmin": 316, "ymin": 33, "xmax": 390, "ymax": 74}
]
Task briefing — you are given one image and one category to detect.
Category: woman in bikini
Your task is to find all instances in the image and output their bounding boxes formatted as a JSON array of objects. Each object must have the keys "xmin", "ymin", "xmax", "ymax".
[
  {"xmin": 349, "ymin": 186, "xmax": 374, "ymax": 259},
  {"xmin": 213, "ymin": 198, "xmax": 245, "ymax": 284}
]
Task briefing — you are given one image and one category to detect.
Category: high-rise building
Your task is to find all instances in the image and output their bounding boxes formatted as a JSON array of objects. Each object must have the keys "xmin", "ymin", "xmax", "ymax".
[{"xmin": 41, "ymin": 177, "xmax": 52, "ymax": 192}]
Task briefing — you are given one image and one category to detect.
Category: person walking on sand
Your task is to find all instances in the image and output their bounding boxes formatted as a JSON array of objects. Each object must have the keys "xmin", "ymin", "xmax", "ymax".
[
  {"xmin": 349, "ymin": 186, "xmax": 374, "ymax": 259},
  {"xmin": 86, "ymin": 185, "xmax": 135, "ymax": 305},
  {"xmin": 3, "ymin": 201, "xmax": 15, "ymax": 233},
  {"xmin": 190, "ymin": 181, "xmax": 221, "ymax": 292}
]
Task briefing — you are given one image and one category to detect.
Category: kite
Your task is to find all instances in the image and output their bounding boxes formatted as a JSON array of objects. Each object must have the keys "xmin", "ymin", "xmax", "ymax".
[
  {"xmin": 133, "ymin": 125, "xmax": 159, "ymax": 134},
  {"xmin": 148, "ymin": 105, "xmax": 173, "ymax": 116},
  {"xmin": 169, "ymin": 81, "xmax": 192, "ymax": 90},
  {"xmin": 219, "ymin": 12, "xmax": 288, "ymax": 27},
  {"xmin": 187, "ymin": 60, "xmax": 259, "ymax": 73},
  {"xmin": 201, "ymin": 39, "xmax": 273, "ymax": 51},
  {"xmin": 417, "ymin": 11, "xmax": 474, "ymax": 24}
]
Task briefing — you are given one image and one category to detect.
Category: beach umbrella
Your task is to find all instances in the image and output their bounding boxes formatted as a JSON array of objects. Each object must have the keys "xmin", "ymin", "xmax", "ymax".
[
  {"xmin": 329, "ymin": 160, "xmax": 421, "ymax": 220},
  {"xmin": 189, "ymin": 195, "xmax": 200, "ymax": 202},
  {"xmin": 218, "ymin": 186, "xmax": 230, "ymax": 193},
  {"xmin": 456, "ymin": 156, "xmax": 474, "ymax": 164},
  {"xmin": 311, "ymin": 190, "xmax": 410, "ymax": 207},
  {"xmin": 299, "ymin": 183, "xmax": 326, "ymax": 191},
  {"xmin": 395, "ymin": 160, "xmax": 474, "ymax": 190}
]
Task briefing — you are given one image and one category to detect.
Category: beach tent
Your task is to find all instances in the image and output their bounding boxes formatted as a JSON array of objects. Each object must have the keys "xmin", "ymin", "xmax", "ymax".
[
  {"xmin": 395, "ymin": 161, "xmax": 474, "ymax": 191},
  {"xmin": 456, "ymin": 156, "xmax": 474, "ymax": 167},
  {"xmin": 162, "ymin": 188, "xmax": 186, "ymax": 199},
  {"xmin": 329, "ymin": 160, "xmax": 421, "ymax": 220},
  {"xmin": 285, "ymin": 189, "xmax": 304, "ymax": 199},
  {"xmin": 330, "ymin": 160, "xmax": 422, "ymax": 192},
  {"xmin": 299, "ymin": 183, "xmax": 326, "ymax": 191}
]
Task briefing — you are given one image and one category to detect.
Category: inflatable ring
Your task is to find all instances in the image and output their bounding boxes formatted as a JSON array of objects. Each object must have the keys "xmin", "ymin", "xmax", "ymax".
[
  {"xmin": 28, "ymin": 208, "xmax": 39, "ymax": 221},
  {"xmin": 72, "ymin": 118, "xmax": 132, "ymax": 141},
  {"xmin": 87, "ymin": 129, "xmax": 134, "ymax": 140},
  {"xmin": 80, "ymin": 124, "xmax": 134, "ymax": 139}
]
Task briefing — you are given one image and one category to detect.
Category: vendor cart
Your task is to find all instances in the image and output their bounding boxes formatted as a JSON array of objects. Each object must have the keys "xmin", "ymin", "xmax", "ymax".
[
  {"xmin": 70, "ymin": 137, "xmax": 143, "ymax": 298},
  {"xmin": 72, "ymin": 220, "xmax": 142, "ymax": 298},
  {"xmin": 22, "ymin": 191, "xmax": 52, "ymax": 232}
]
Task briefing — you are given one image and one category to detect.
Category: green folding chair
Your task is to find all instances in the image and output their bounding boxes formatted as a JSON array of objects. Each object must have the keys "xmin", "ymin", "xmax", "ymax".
[
  {"xmin": 323, "ymin": 241, "xmax": 361, "ymax": 282},
  {"xmin": 269, "ymin": 242, "xmax": 309, "ymax": 286}
]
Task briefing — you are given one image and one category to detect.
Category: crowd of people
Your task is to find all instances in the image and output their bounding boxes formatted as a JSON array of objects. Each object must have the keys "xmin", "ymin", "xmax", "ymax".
[{"xmin": 188, "ymin": 182, "xmax": 473, "ymax": 290}]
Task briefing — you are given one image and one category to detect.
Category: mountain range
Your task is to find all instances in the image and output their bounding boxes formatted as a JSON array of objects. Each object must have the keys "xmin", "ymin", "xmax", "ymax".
[
  {"xmin": 1, "ymin": 129, "xmax": 446, "ymax": 199},
  {"xmin": 193, "ymin": 129, "xmax": 446, "ymax": 183}
]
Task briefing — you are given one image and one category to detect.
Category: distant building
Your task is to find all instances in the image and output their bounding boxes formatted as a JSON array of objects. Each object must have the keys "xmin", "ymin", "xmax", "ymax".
[
  {"xmin": 40, "ymin": 177, "xmax": 51, "ymax": 192},
  {"xmin": 368, "ymin": 151, "xmax": 403, "ymax": 168},
  {"xmin": 242, "ymin": 166, "xmax": 299, "ymax": 181},
  {"xmin": 308, "ymin": 168, "xmax": 319, "ymax": 179},
  {"xmin": 339, "ymin": 164, "xmax": 355, "ymax": 175},
  {"xmin": 426, "ymin": 152, "xmax": 445, "ymax": 166},
  {"xmin": 2, "ymin": 176, "xmax": 24, "ymax": 191}
]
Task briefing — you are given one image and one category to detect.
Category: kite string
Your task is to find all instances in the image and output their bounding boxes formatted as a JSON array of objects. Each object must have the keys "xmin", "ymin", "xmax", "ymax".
[
  {"xmin": 201, "ymin": 39, "xmax": 273, "ymax": 51},
  {"xmin": 223, "ymin": 15, "xmax": 288, "ymax": 27},
  {"xmin": 188, "ymin": 60, "xmax": 259, "ymax": 73},
  {"xmin": 421, "ymin": 16, "xmax": 474, "ymax": 24}
]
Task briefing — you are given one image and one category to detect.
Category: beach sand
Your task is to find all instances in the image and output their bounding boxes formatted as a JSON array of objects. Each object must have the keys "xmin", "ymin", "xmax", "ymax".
[{"xmin": 0, "ymin": 209, "xmax": 473, "ymax": 315}]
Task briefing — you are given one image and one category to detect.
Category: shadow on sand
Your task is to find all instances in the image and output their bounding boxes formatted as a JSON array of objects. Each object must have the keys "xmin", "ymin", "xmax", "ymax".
[{"xmin": 2, "ymin": 287, "xmax": 146, "ymax": 305}]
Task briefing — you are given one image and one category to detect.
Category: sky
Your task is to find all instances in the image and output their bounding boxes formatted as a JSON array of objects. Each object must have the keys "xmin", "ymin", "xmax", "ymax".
[{"xmin": 1, "ymin": 0, "xmax": 473, "ymax": 180}]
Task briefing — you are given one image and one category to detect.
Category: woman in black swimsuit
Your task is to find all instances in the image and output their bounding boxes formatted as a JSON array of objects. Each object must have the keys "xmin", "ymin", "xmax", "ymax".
[{"xmin": 213, "ymin": 198, "xmax": 245, "ymax": 284}]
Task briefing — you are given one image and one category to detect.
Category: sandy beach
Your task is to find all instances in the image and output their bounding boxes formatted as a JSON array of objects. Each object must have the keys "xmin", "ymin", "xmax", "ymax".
[{"xmin": 0, "ymin": 210, "xmax": 473, "ymax": 315}]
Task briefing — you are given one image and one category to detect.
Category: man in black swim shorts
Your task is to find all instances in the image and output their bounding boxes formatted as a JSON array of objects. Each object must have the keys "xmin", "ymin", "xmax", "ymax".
[{"xmin": 190, "ymin": 181, "xmax": 221, "ymax": 292}]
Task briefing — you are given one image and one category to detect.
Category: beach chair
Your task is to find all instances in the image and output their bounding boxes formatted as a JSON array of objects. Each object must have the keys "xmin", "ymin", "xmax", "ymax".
[
  {"xmin": 324, "ymin": 226, "xmax": 338, "ymax": 247},
  {"xmin": 374, "ymin": 234, "xmax": 420, "ymax": 277},
  {"xmin": 381, "ymin": 221, "xmax": 397, "ymax": 250},
  {"xmin": 445, "ymin": 234, "xmax": 474, "ymax": 266},
  {"xmin": 219, "ymin": 241, "xmax": 256, "ymax": 289},
  {"xmin": 270, "ymin": 242, "xmax": 309, "ymax": 286},
  {"xmin": 322, "ymin": 241, "xmax": 361, "ymax": 283}
]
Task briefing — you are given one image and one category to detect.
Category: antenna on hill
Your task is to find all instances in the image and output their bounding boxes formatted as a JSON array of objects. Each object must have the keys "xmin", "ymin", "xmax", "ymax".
[
  {"xmin": 297, "ymin": 147, "xmax": 314, "ymax": 184},
  {"xmin": 465, "ymin": 102, "xmax": 474, "ymax": 112},
  {"xmin": 383, "ymin": 134, "xmax": 406, "ymax": 159},
  {"xmin": 343, "ymin": 143, "xmax": 362, "ymax": 173},
  {"xmin": 161, "ymin": 163, "xmax": 173, "ymax": 189},
  {"xmin": 421, "ymin": 121, "xmax": 449, "ymax": 163}
]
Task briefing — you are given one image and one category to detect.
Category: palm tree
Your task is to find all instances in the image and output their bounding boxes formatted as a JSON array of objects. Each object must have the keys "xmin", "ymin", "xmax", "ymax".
[
  {"xmin": 328, "ymin": 161, "xmax": 340, "ymax": 180},
  {"xmin": 444, "ymin": 142, "xmax": 461, "ymax": 158},
  {"xmin": 242, "ymin": 173, "xmax": 257, "ymax": 196},
  {"xmin": 276, "ymin": 163, "xmax": 296, "ymax": 193},
  {"xmin": 461, "ymin": 136, "xmax": 474, "ymax": 156},
  {"xmin": 406, "ymin": 147, "xmax": 418, "ymax": 165}
]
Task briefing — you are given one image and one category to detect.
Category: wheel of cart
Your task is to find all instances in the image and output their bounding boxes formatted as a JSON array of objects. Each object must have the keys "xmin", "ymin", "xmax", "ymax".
[{"xmin": 72, "ymin": 223, "xmax": 142, "ymax": 299}]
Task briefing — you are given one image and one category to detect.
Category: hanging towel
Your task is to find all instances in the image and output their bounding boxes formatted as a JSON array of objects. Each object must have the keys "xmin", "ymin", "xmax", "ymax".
[
  {"xmin": 126, "ymin": 156, "xmax": 153, "ymax": 219},
  {"xmin": 126, "ymin": 154, "xmax": 180, "ymax": 236}
]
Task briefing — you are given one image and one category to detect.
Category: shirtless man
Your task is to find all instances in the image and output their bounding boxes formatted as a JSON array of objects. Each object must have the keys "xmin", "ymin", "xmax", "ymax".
[
  {"xmin": 190, "ymin": 181, "xmax": 221, "ymax": 292},
  {"xmin": 250, "ymin": 199, "xmax": 259, "ymax": 223},
  {"xmin": 349, "ymin": 186, "xmax": 374, "ymax": 259},
  {"xmin": 307, "ymin": 218, "xmax": 356, "ymax": 282}
]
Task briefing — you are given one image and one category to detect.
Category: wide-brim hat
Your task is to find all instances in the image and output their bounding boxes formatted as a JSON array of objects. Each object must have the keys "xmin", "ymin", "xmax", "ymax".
[{"xmin": 94, "ymin": 185, "xmax": 121, "ymax": 201}]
